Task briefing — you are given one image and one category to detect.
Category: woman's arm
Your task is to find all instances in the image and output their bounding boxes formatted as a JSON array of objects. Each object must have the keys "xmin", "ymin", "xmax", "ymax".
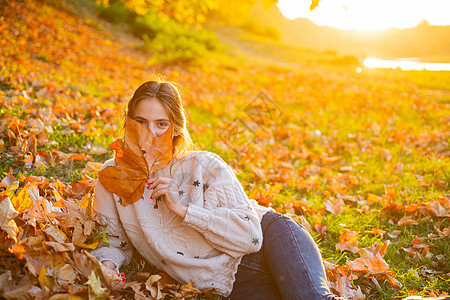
[
  {"xmin": 185, "ymin": 152, "xmax": 264, "ymax": 257},
  {"xmin": 183, "ymin": 181, "xmax": 263, "ymax": 258},
  {"xmin": 90, "ymin": 176, "xmax": 133, "ymax": 271}
]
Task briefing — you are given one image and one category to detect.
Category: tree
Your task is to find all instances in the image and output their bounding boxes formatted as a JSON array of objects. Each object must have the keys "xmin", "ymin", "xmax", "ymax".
[{"xmin": 96, "ymin": 0, "xmax": 321, "ymax": 27}]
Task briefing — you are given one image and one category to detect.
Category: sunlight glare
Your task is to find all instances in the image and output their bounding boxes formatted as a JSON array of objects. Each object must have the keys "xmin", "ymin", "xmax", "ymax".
[{"xmin": 277, "ymin": 0, "xmax": 450, "ymax": 31}]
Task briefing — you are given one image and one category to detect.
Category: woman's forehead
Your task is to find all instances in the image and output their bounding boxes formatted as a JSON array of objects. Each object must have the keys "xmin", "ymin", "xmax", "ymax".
[{"xmin": 133, "ymin": 98, "xmax": 169, "ymax": 119}]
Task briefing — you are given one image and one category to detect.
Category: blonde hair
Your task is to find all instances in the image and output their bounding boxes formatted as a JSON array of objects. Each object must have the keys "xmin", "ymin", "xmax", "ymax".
[{"xmin": 126, "ymin": 80, "xmax": 195, "ymax": 158}]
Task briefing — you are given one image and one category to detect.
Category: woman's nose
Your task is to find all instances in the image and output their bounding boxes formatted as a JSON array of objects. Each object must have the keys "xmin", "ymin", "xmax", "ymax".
[
  {"xmin": 148, "ymin": 124, "xmax": 168, "ymax": 137},
  {"xmin": 148, "ymin": 124, "xmax": 159, "ymax": 136}
]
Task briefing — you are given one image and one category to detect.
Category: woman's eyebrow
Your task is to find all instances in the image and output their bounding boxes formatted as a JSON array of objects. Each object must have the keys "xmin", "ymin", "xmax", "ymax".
[{"xmin": 155, "ymin": 118, "xmax": 170, "ymax": 122}]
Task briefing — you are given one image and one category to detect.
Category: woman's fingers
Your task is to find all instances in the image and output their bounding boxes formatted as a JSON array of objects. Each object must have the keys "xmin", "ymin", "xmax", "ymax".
[
  {"xmin": 146, "ymin": 177, "xmax": 169, "ymax": 190},
  {"xmin": 112, "ymin": 280, "xmax": 126, "ymax": 290},
  {"xmin": 111, "ymin": 272, "xmax": 126, "ymax": 290},
  {"xmin": 146, "ymin": 177, "xmax": 185, "ymax": 217},
  {"xmin": 151, "ymin": 184, "xmax": 169, "ymax": 197}
]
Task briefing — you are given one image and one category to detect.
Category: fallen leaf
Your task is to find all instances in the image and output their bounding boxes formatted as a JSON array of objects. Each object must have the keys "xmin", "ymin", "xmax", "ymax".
[
  {"xmin": 179, "ymin": 279, "xmax": 201, "ymax": 297},
  {"xmin": 85, "ymin": 270, "xmax": 109, "ymax": 299},
  {"xmin": 0, "ymin": 196, "xmax": 19, "ymax": 242},
  {"xmin": 336, "ymin": 229, "xmax": 360, "ymax": 253},
  {"xmin": 44, "ymin": 241, "xmax": 75, "ymax": 252},
  {"xmin": 398, "ymin": 216, "xmax": 420, "ymax": 226},
  {"xmin": 345, "ymin": 253, "xmax": 390, "ymax": 274},
  {"xmin": 324, "ymin": 197, "xmax": 345, "ymax": 214},
  {"xmin": 98, "ymin": 116, "xmax": 174, "ymax": 205},
  {"xmin": 388, "ymin": 230, "xmax": 402, "ymax": 239},
  {"xmin": 385, "ymin": 274, "xmax": 403, "ymax": 289}
]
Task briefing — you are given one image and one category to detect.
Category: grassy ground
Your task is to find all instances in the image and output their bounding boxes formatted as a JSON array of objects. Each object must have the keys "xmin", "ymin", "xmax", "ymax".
[{"xmin": 0, "ymin": 0, "xmax": 449, "ymax": 299}]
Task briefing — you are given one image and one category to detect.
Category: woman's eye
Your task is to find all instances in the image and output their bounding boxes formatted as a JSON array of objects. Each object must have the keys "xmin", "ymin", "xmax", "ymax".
[
  {"xmin": 158, "ymin": 122, "xmax": 169, "ymax": 128},
  {"xmin": 136, "ymin": 120, "xmax": 146, "ymax": 125}
]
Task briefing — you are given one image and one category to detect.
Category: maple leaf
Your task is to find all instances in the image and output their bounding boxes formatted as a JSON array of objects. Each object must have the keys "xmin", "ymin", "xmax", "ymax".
[{"xmin": 98, "ymin": 116, "xmax": 173, "ymax": 205}]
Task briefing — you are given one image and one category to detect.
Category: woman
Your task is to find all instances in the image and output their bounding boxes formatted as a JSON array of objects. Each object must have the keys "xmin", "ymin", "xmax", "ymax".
[{"xmin": 91, "ymin": 80, "xmax": 343, "ymax": 299}]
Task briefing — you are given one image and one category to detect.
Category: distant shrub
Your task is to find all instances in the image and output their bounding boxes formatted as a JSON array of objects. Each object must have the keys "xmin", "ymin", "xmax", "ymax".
[
  {"xmin": 95, "ymin": 4, "xmax": 223, "ymax": 63},
  {"xmin": 131, "ymin": 11, "xmax": 222, "ymax": 63},
  {"xmin": 96, "ymin": 2, "xmax": 133, "ymax": 24},
  {"xmin": 142, "ymin": 24, "xmax": 223, "ymax": 63},
  {"xmin": 241, "ymin": 19, "xmax": 280, "ymax": 40},
  {"xmin": 130, "ymin": 12, "xmax": 163, "ymax": 39}
]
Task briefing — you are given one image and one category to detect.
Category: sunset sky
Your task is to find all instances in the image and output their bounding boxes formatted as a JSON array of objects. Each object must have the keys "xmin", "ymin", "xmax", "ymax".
[{"xmin": 277, "ymin": 0, "xmax": 450, "ymax": 30}]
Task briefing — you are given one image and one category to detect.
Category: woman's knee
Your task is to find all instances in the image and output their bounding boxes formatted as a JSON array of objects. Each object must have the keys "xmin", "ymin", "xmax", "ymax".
[{"xmin": 261, "ymin": 213, "xmax": 311, "ymax": 247}]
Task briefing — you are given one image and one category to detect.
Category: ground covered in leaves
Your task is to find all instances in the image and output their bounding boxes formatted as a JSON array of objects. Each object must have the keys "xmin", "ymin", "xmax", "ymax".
[{"xmin": 0, "ymin": 0, "xmax": 449, "ymax": 299}]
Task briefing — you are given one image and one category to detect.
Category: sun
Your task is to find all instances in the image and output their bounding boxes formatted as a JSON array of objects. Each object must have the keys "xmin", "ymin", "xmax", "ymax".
[{"xmin": 277, "ymin": 0, "xmax": 450, "ymax": 31}]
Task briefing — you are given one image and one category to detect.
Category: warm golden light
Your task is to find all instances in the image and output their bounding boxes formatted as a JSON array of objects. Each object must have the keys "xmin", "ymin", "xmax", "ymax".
[{"xmin": 277, "ymin": 0, "xmax": 450, "ymax": 31}]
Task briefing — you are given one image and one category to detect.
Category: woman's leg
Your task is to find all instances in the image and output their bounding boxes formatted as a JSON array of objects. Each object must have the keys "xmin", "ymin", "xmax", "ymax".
[
  {"xmin": 229, "ymin": 247, "xmax": 282, "ymax": 300},
  {"xmin": 262, "ymin": 212, "xmax": 344, "ymax": 300}
]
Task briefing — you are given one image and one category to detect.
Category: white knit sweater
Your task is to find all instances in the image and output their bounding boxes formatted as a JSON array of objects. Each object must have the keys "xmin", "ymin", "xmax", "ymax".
[{"xmin": 91, "ymin": 151, "xmax": 273, "ymax": 296}]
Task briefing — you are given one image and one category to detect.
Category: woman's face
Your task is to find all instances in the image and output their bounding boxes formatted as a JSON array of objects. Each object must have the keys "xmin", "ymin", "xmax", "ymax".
[{"xmin": 132, "ymin": 98, "xmax": 171, "ymax": 137}]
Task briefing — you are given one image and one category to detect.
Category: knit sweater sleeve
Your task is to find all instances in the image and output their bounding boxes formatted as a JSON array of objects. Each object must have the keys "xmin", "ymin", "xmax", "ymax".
[
  {"xmin": 182, "ymin": 153, "xmax": 263, "ymax": 258},
  {"xmin": 90, "ymin": 161, "xmax": 133, "ymax": 270}
]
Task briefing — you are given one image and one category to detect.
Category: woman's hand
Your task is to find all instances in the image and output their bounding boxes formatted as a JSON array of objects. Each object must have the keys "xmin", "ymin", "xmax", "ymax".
[
  {"xmin": 146, "ymin": 177, "xmax": 187, "ymax": 218},
  {"xmin": 101, "ymin": 260, "xmax": 126, "ymax": 290}
]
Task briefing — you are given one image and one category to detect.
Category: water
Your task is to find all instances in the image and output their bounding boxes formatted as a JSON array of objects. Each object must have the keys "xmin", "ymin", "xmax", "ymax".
[{"xmin": 363, "ymin": 58, "xmax": 450, "ymax": 71}]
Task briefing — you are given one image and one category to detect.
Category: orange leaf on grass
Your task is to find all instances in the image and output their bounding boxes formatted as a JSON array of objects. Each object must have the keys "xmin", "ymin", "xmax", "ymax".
[
  {"xmin": 397, "ymin": 215, "xmax": 420, "ymax": 226},
  {"xmin": 345, "ymin": 253, "xmax": 390, "ymax": 274},
  {"xmin": 324, "ymin": 197, "xmax": 345, "ymax": 215},
  {"xmin": 403, "ymin": 235, "xmax": 435, "ymax": 260},
  {"xmin": 98, "ymin": 116, "xmax": 173, "ymax": 206},
  {"xmin": 336, "ymin": 229, "xmax": 360, "ymax": 253}
]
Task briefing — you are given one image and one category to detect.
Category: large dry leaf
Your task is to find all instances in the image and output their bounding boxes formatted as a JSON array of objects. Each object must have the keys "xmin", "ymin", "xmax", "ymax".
[
  {"xmin": 44, "ymin": 241, "xmax": 75, "ymax": 252},
  {"xmin": 0, "ymin": 196, "xmax": 20, "ymax": 242},
  {"xmin": 98, "ymin": 116, "xmax": 173, "ymax": 205},
  {"xmin": 43, "ymin": 225, "xmax": 68, "ymax": 243},
  {"xmin": 72, "ymin": 252, "xmax": 97, "ymax": 280},
  {"xmin": 0, "ymin": 271, "xmax": 13, "ymax": 293},
  {"xmin": 3, "ymin": 284, "xmax": 45, "ymax": 300},
  {"xmin": 55, "ymin": 265, "xmax": 78, "ymax": 288},
  {"xmin": 179, "ymin": 279, "xmax": 201, "ymax": 297},
  {"xmin": 345, "ymin": 253, "xmax": 390, "ymax": 275}
]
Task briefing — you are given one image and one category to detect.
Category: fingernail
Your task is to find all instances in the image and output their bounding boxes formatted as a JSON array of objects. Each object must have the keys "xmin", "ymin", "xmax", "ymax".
[
  {"xmin": 120, "ymin": 272, "xmax": 125, "ymax": 277},
  {"xmin": 117, "ymin": 273, "xmax": 120, "ymax": 277},
  {"xmin": 122, "ymin": 278, "xmax": 126, "ymax": 282}
]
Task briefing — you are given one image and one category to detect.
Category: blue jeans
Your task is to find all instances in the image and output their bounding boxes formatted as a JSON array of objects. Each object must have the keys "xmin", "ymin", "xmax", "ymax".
[{"xmin": 229, "ymin": 212, "xmax": 344, "ymax": 300}]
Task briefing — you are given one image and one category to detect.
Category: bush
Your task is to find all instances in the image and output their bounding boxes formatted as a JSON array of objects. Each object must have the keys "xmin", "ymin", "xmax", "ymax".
[
  {"xmin": 96, "ymin": 2, "xmax": 134, "ymax": 24},
  {"xmin": 241, "ymin": 19, "xmax": 280, "ymax": 40},
  {"xmin": 134, "ymin": 13, "xmax": 223, "ymax": 63},
  {"xmin": 129, "ymin": 12, "xmax": 163, "ymax": 39},
  {"xmin": 96, "ymin": 3, "xmax": 223, "ymax": 63}
]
